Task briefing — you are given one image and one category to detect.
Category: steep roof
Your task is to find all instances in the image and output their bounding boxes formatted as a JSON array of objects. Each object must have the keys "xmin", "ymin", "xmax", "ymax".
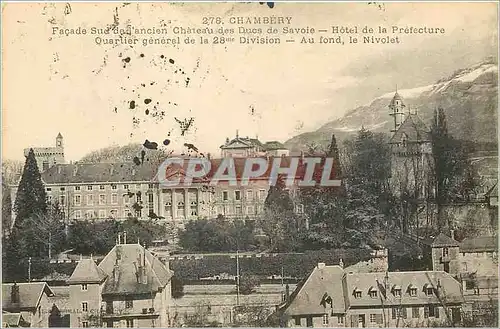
[
  {"xmin": 67, "ymin": 258, "xmax": 108, "ymax": 284},
  {"xmin": 346, "ymin": 271, "xmax": 464, "ymax": 307},
  {"xmin": 460, "ymin": 236, "xmax": 498, "ymax": 253},
  {"xmin": 283, "ymin": 268, "xmax": 464, "ymax": 317},
  {"xmin": 2, "ymin": 282, "xmax": 55, "ymax": 312},
  {"xmin": 390, "ymin": 114, "xmax": 431, "ymax": 143},
  {"xmin": 431, "ymin": 233, "xmax": 459, "ymax": 247},
  {"xmin": 2, "ymin": 312, "xmax": 29, "ymax": 327},
  {"xmin": 389, "ymin": 92, "xmax": 405, "ymax": 107},
  {"xmin": 284, "ymin": 265, "xmax": 347, "ymax": 316},
  {"xmin": 98, "ymin": 243, "xmax": 173, "ymax": 296},
  {"xmin": 486, "ymin": 181, "xmax": 498, "ymax": 198}
]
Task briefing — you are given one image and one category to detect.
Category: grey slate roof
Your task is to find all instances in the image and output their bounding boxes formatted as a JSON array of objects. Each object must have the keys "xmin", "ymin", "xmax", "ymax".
[
  {"xmin": 41, "ymin": 163, "xmax": 157, "ymax": 184},
  {"xmin": 345, "ymin": 271, "xmax": 464, "ymax": 307},
  {"xmin": 2, "ymin": 282, "xmax": 55, "ymax": 312},
  {"xmin": 67, "ymin": 258, "xmax": 108, "ymax": 284},
  {"xmin": 390, "ymin": 114, "xmax": 431, "ymax": 143},
  {"xmin": 284, "ymin": 265, "xmax": 346, "ymax": 316},
  {"xmin": 431, "ymin": 233, "xmax": 459, "ymax": 247},
  {"xmin": 283, "ymin": 267, "xmax": 464, "ymax": 317},
  {"xmin": 97, "ymin": 243, "xmax": 173, "ymax": 296}
]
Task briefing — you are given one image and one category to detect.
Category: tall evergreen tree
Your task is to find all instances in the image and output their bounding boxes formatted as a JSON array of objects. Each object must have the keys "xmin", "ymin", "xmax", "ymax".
[
  {"xmin": 2, "ymin": 181, "xmax": 13, "ymax": 236},
  {"xmin": 431, "ymin": 107, "xmax": 474, "ymax": 232},
  {"xmin": 13, "ymin": 148, "xmax": 47, "ymax": 229}
]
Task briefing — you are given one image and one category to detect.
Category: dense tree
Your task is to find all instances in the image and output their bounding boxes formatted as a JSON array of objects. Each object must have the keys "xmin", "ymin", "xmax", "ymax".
[
  {"xmin": 430, "ymin": 107, "xmax": 476, "ymax": 231},
  {"xmin": 259, "ymin": 175, "xmax": 301, "ymax": 252},
  {"xmin": 13, "ymin": 149, "xmax": 47, "ymax": 229},
  {"xmin": 299, "ymin": 134, "xmax": 347, "ymax": 248},
  {"xmin": 2, "ymin": 181, "xmax": 13, "ymax": 236},
  {"xmin": 179, "ymin": 218, "xmax": 255, "ymax": 252}
]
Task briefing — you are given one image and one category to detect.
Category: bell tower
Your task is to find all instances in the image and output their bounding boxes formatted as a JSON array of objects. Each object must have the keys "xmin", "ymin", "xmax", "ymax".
[
  {"xmin": 56, "ymin": 132, "xmax": 63, "ymax": 148},
  {"xmin": 388, "ymin": 88, "xmax": 406, "ymax": 134}
]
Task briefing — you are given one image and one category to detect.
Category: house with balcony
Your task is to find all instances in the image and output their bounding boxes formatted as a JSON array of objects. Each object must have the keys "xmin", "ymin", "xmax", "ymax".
[{"xmin": 67, "ymin": 236, "xmax": 173, "ymax": 328}]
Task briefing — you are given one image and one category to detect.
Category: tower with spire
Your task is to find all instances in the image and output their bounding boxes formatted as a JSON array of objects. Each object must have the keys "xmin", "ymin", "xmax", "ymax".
[
  {"xmin": 388, "ymin": 87, "xmax": 434, "ymax": 234},
  {"xmin": 388, "ymin": 88, "xmax": 406, "ymax": 133}
]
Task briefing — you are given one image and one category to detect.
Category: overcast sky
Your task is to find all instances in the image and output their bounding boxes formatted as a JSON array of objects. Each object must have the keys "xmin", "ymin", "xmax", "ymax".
[{"xmin": 2, "ymin": 2, "xmax": 497, "ymax": 161}]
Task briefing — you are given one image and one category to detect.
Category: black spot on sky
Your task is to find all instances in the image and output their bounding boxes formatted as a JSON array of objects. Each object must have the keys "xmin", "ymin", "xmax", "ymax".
[
  {"xmin": 141, "ymin": 83, "xmax": 145, "ymax": 87},
  {"xmin": 129, "ymin": 100, "xmax": 136, "ymax": 109},
  {"xmin": 163, "ymin": 139, "xmax": 170, "ymax": 146},
  {"xmin": 144, "ymin": 99, "xmax": 152, "ymax": 105},
  {"xmin": 140, "ymin": 53, "xmax": 144, "ymax": 58},
  {"xmin": 113, "ymin": 107, "xmax": 118, "ymax": 113},
  {"xmin": 143, "ymin": 139, "xmax": 158, "ymax": 150},
  {"xmin": 169, "ymin": 58, "xmax": 175, "ymax": 64},
  {"xmin": 145, "ymin": 109, "xmax": 150, "ymax": 115},
  {"xmin": 160, "ymin": 55, "xmax": 165, "ymax": 59}
]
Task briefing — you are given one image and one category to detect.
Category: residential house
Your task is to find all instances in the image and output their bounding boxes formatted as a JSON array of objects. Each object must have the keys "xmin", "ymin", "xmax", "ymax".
[
  {"xmin": 67, "ymin": 237, "xmax": 173, "ymax": 328},
  {"xmin": 2, "ymin": 282, "xmax": 55, "ymax": 327},
  {"xmin": 281, "ymin": 263, "xmax": 464, "ymax": 327},
  {"xmin": 2, "ymin": 312, "xmax": 31, "ymax": 327}
]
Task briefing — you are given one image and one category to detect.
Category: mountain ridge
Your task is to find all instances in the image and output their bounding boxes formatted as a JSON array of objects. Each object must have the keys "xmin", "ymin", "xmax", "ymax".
[{"xmin": 285, "ymin": 58, "xmax": 498, "ymax": 151}]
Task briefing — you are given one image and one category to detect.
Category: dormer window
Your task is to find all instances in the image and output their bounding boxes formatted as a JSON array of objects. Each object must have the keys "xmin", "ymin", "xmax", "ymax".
[
  {"xmin": 392, "ymin": 285, "xmax": 402, "ymax": 297},
  {"xmin": 368, "ymin": 286, "xmax": 378, "ymax": 298},
  {"xmin": 423, "ymin": 284, "xmax": 434, "ymax": 296},
  {"xmin": 353, "ymin": 288, "xmax": 362, "ymax": 298},
  {"xmin": 408, "ymin": 285, "xmax": 417, "ymax": 297}
]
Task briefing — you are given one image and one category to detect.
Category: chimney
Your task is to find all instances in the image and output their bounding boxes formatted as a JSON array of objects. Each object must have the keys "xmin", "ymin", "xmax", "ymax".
[
  {"xmin": 57, "ymin": 166, "xmax": 62, "ymax": 175},
  {"xmin": 300, "ymin": 151, "xmax": 304, "ymax": 160},
  {"xmin": 207, "ymin": 153, "xmax": 211, "ymax": 160},
  {"xmin": 132, "ymin": 168, "xmax": 136, "ymax": 176},
  {"xmin": 123, "ymin": 232, "xmax": 127, "ymax": 244},
  {"xmin": 72, "ymin": 165, "xmax": 78, "ymax": 176},
  {"xmin": 113, "ymin": 265, "xmax": 119, "ymax": 282},
  {"xmin": 450, "ymin": 229, "xmax": 455, "ymax": 240},
  {"xmin": 118, "ymin": 233, "xmax": 122, "ymax": 245},
  {"xmin": 11, "ymin": 283, "xmax": 20, "ymax": 306},
  {"xmin": 339, "ymin": 258, "xmax": 344, "ymax": 269},
  {"xmin": 285, "ymin": 284, "xmax": 290, "ymax": 302}
]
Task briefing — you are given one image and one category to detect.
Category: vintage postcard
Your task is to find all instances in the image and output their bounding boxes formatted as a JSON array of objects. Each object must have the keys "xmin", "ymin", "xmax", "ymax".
[{"xmin": 1, "ymin": 1, "xmax": 498, "ymax": 328}]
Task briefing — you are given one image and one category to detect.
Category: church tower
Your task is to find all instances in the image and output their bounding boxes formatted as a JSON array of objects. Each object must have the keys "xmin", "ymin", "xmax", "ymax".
[
  {"xmin": 388, "ymin": 90, "xmax": 406, "ymax": 133},
  {"xmin": 56, "ymin": 132, "xmax": 63, "ymax": 149}
]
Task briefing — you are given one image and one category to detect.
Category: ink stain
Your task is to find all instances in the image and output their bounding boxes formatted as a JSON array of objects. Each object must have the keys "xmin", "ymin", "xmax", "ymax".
[
  {"xmin": 140, "ymin": 53, "xmax": 145, "ymax": 58},
  {"xmin": 169, "ymin": 58, "xmax": 175, "ymax": 64},
  {"xmin": 129, "ymin": 100, "xmax": 136, "ymax": 109},
  {"xmin": 184, "ymin": 143, "xmax": 199, "ymax": 152},
  {"xmin": 163, "ymin": 139, "xmax": 170, "ymax": 146},
  {"xmin": 143, "ymin": 139, "xmax": 158, "ymax": 150},
  {"xmin": 144, "ymin": 99, "xmax": 152, "ymax": 105},
  {"xmin": 145, "ymin": 109, "xmax": 150, "ymax": 115},
  {"xmin": 160, "ymin": 55, "xmax": 165, "ymax": 59}
]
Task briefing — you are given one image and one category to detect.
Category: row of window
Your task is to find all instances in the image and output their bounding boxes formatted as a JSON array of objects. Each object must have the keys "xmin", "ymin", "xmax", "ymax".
[
  {"xmin": 82, "ymin": 320, "xmax": 134, "ymax": 328},
  {"xmin": 46, "ymin": 183, "xmax": 155, "ymax": 193},
  {"xmin": 315, "ymin": 306, "xmax": 441, "ymax": 327},
  {"xmin": 354, "ymin": 285, "xmax": 434, "ymax": 299},
  {"xmin": 48, "ymin": 193, "xmax": 153, "ymax": 206},
  {"xmin": 221, "ymin": 189, "xmax": 267, "ymax": 201}
]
